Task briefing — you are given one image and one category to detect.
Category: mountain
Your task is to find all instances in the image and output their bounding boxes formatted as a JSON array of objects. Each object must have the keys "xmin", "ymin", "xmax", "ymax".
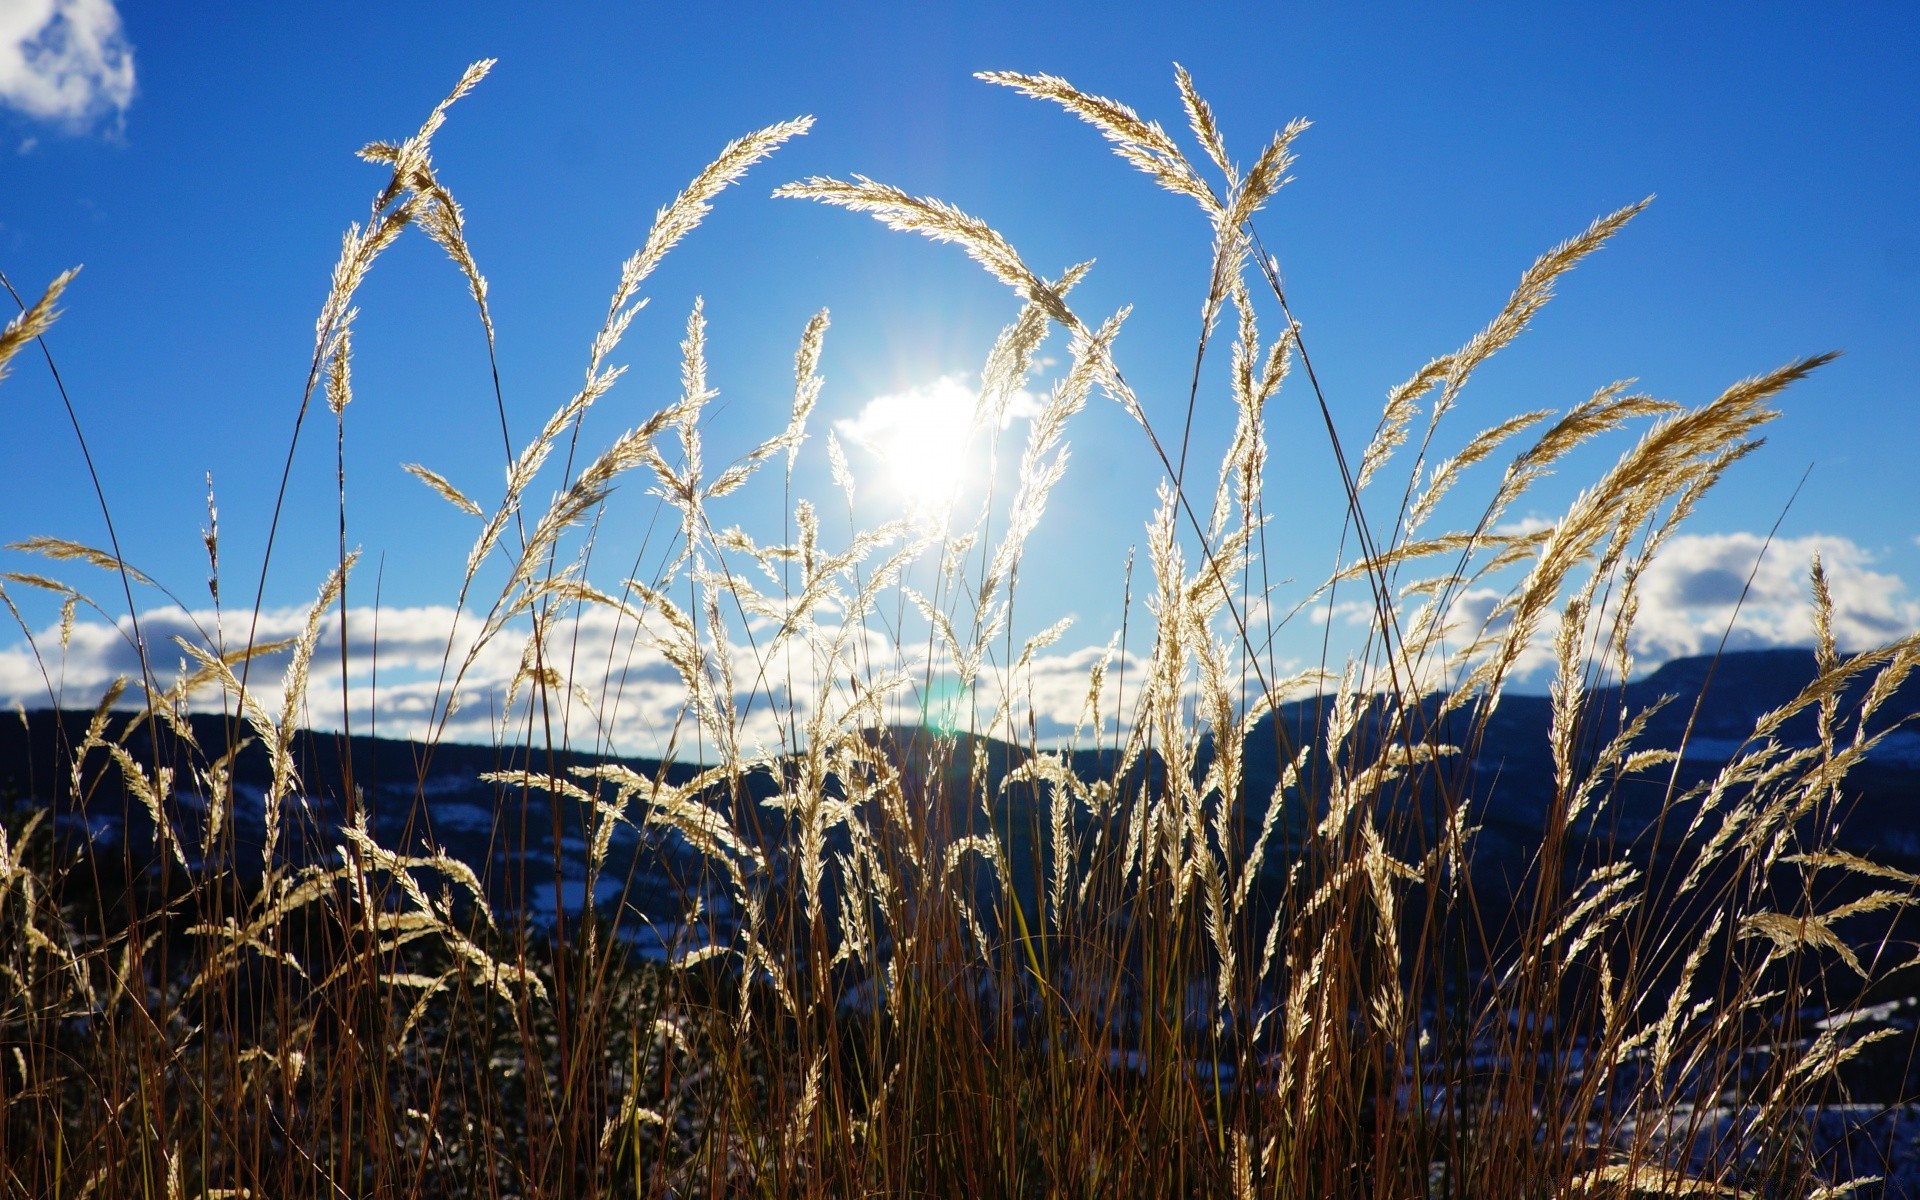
[{"xmin": 2, "ymin": 649, "xmax": 1916, "ymax": 944}]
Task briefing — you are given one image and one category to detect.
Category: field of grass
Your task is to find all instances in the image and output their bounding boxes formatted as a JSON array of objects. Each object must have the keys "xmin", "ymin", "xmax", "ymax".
[{"xmin": 2, "ymin": 61, "xmax": 1918, "ymax": 1198}]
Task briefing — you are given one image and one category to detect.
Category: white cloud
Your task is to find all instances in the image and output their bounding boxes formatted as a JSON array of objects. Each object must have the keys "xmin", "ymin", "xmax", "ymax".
[
  {"xmin": 1631, "ymin": 532, "xmax": 1920, "ymax": 662},
  {"xmin": 835, "ymin": 375, "xmax": 975, "ymax": 447},
  {"xmin": 0, "ymin": 598, "xmax": 1166, "ymax": 760},
  {"xmin": 1491, "ymin": 512, "xmax": 1553, "ymax": 538},
  {"xmin": 0, "ymin": 0, "xmax": 134, "ymax": 128},
  {"xmin": 67, "ymin": 536, "xmax": 1897, "ymax": 761},
  {"xmin": 1311, "ymin": 585, "xmax": 1559, "ymax": 692},
  {"xmin": 1301, "ymin": 531, "xmax": 1920, "ymax": 693}
]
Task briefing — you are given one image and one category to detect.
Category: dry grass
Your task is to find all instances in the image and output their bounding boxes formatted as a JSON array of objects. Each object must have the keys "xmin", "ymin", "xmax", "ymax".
[{"xmin": 0, "ymin": 62, "xmax": 1916, "ymax": 1198}]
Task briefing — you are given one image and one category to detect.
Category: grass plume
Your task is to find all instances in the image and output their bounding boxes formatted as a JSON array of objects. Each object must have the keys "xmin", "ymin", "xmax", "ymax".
[{"xmin": 0, "ymin": 63, "xmax": 1913, "ymax": 1200}]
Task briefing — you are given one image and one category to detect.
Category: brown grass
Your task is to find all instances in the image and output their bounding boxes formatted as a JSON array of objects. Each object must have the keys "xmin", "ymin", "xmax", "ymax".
[{"xmin": 0, "ymin": 61, "xmax": 1915, "ymax": 1199}]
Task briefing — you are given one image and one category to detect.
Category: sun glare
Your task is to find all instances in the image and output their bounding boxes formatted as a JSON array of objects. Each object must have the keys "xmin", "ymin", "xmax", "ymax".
[{"xmin": 837, "ymin": 375, "xmax": 983, "ymax": 517}]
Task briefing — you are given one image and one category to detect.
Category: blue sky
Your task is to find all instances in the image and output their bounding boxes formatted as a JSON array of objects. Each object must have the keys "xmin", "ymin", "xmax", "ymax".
[{"xmin": 1, "ymin": 2, "xmax": 1916, "ymax": 751}]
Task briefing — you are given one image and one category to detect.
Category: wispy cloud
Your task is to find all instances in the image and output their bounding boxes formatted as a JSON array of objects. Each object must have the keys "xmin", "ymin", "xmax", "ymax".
[{"xmin": 0, "ymin": 0, "xmax": 134, "ymax": 129}]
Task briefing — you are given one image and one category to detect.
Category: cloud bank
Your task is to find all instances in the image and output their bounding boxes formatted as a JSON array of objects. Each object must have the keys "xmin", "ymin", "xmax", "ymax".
[
  {"xmin": 0, "ymin": 596, "xmax": 1153, "ymax": 760},
  {"xmin": 3, "ymin": 531, "xmax": 1911, "ymax": 754},
  {"xmin": 1313, "ymin": 531, "xmax": 1920, "ymax": 688},
  {"xmin": 0, "ymin": 0, "xmax": 134, "ymax": 129}
]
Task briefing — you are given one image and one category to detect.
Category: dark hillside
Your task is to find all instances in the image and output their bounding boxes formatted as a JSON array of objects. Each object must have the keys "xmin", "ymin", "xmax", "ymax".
[{"xmin": 4, "ymin": 650, "xmax": 1915, "ymax": 945}]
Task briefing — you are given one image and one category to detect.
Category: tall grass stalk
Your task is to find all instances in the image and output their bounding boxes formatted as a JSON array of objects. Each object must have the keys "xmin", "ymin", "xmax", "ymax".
[{"xmin": 0, "ymin": 63, "xmax": 1915, "ymax": 1199}]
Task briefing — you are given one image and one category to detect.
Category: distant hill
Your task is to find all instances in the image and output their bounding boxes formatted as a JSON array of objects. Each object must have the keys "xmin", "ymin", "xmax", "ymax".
[
  {"xmin": 1223, "ymin": 648, "xmax": 1920, "ymax": 884},
  {"xmin": 3, "ymin": 649, "xmax": 1915, "ymax": 943}
]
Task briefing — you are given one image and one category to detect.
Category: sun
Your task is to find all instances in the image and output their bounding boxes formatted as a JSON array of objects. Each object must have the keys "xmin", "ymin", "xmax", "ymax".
[{"xmin": 837, "ymin": 375, "xmax": 983, "ymax": 517}]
